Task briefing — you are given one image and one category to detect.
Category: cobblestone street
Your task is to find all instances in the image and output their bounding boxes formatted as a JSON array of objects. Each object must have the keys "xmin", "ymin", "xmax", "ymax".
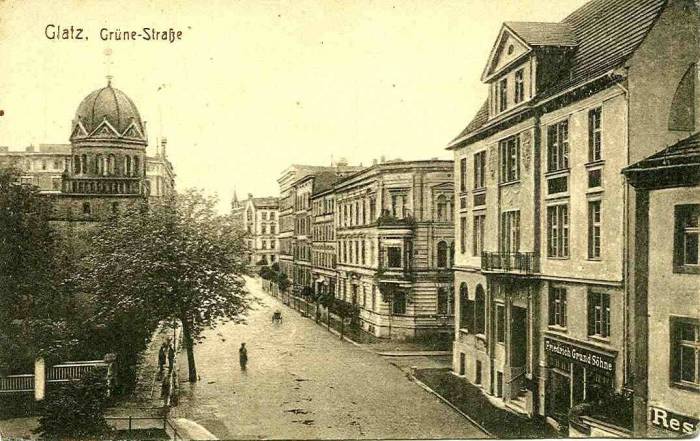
[{"xmin": 169, "ymin": 277, "xmax": 486, "ymax": 439}]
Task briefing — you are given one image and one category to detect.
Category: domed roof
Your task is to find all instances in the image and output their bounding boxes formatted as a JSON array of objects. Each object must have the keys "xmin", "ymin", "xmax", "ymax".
[{"xmin": 71, "ymin": 81, "xmax": 146, "ymax": 141}]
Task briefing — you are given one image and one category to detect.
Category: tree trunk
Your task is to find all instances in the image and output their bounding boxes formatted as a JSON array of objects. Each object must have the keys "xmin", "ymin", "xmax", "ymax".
[{"xmin": 181, "ymin": 316, "xmax": 197, "ymax": 382}]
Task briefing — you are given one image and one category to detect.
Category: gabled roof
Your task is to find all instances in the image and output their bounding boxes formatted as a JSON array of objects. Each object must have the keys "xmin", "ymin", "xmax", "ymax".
[
  {"xmin": 451, "ymin": 0, "xmax": 667, "ymax": 147},
  {"xmin": 624, "ymin": 132, "xmax": 700, "ymax": 188},
  {"xmin": 504, "ymin": 22, "xmax": 577, "ymax": 47}
]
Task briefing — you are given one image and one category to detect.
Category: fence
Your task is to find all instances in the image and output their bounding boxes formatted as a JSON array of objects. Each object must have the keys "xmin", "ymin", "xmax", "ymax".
[
  {"xmin": 105, "ymin": 416, "xmax": 182, "ymax": 440},
  {"xmin": 0, "ymin": 360, "xmax": 112, "ymax": 396},
  {"xmin": 0, "ymin": 374, "xmax": 34, "ymax": 393}
]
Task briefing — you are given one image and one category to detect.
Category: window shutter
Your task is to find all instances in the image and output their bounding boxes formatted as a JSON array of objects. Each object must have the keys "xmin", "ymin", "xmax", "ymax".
[{"xmin": 587, "ymin": 291, "xmax": 595, "ymax": 336}]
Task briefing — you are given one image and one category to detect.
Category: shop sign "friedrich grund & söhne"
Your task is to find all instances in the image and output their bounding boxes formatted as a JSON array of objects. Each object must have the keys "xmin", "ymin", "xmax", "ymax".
[{"xmin": 544, "ymin": 338, "xmax": 615, "ymax": 373}]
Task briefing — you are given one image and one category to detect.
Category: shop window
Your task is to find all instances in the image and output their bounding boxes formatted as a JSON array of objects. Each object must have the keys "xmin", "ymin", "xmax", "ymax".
[
  {"xmin": 674, "ymin": 204, "xmax": 700, "ymax": 273},
  {"xmin": 671, "ymin": 318, "xmax": 700, "ymax": 388},
  {"xmin": 393, "ymin": 292, "xmax": 407, "ymax": 315},
  {"xmin": 587, "ymin": 291, "xmax": 610, "ymax": 338},
  {"xmin": 437, "ymin": 241, "xmax": 448, "ymax": 268},
  {"xmin": 387, "ymin": 247, "xmax": 402, "ymax": 268},
  {"xmin": 496, "ymin": 303, "xmax": 505, "ymax": 343},
  {"xmin": 548, "ymin": 120, "xmax": 569, "ymax": 172},
  {"xmin": 547, "ymin": 204, "xmax": 569, "ymax": 258},
  {"xmin": 588, "ymin": 107, "xmax": 602, "ymax": 162},
  {"xmin": 499, "ymin": 135, "xmax": 520, "ymax": 183},
  {"xmin": 474, "ymin": 285, "xmax": 486, "ymax": 335},
  {"xmin": 549, "ymin": 287, "xmax": 567, "ymax": 329},
  {"xmin": 588, "ymin": 201, "xmax": 602, "ymax": 259},
  {"xmin": 437, "ymin": 288, "xmax": 449, "ymax": 315}
]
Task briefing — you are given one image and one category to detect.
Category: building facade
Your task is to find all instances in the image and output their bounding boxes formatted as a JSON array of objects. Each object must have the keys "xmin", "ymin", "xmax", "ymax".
[
  {"xmin": 0, "ymin": 144, "xmax": 71, "ymax": 192},
  {"xmin": 624, "ymin": 133, "xmax": 700, "ymax": 437},
  {"xmin": 311, "ymin": 187, "xmax": 337, "ymax": 299},
  {"xmin": 242, "ymin": 195, "xmax": 279, "ymax": 266},
  {"xmin": 448, "ymin": 0, "xmax": 699, "ymax": 432},
  {"xmin": 334, "ymin": 160, "xmax": 455, "ymax": 339}
]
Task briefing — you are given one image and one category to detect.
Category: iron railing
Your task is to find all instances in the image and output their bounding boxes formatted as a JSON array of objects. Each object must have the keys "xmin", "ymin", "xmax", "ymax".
[{"xmin": 481, "ymin": 252, "xmax": 540, "ymax": 274}]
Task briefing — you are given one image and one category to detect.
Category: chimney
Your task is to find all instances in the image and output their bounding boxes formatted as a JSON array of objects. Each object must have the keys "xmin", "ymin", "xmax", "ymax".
[
  {"xmin": 160, "ymin": 137, "xmax": 168, "ymax": 158},
  {"xmin": 380, "ymin": 155, "xmax": 385, "ymax": 163},
  {"xmin": 25, "ymin": 145, "xmax": 35, "ymax": 153}
]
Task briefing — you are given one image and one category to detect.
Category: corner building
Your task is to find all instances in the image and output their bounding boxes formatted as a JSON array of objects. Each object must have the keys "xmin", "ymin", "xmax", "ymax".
[
  {"xmin": 334, "ymin": 160, "xmax": 455, "ymax": 339},
  {"xmin": 448, "ymin": 0, "xmax": 699, "ymax": 433}
]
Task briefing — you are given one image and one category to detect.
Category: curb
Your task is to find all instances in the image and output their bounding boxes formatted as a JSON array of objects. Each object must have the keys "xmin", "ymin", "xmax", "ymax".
[
  {"xmin": 376, "ymin": 351, "xmax": 452, "ymax": 357},
  {"xmin": 408, "ymin": 373, "xmax": 493, "ymax": 438}
]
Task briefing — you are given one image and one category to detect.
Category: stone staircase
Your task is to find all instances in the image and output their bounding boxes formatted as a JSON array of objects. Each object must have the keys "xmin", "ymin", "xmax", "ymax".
[{"xmin": 505, "ymin": 388, "xmax": 530, "ymax": 417}]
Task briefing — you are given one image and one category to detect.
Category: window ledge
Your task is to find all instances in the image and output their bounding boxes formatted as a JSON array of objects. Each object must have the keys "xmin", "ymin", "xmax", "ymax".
[
  {"xmin": 548, "ymin": 325, "xmax": 568, "ymax": 333},
  {"xmin": 545, "ymin": 192, "xmax": 570, "ymax": 201},
  {"xmin": 670, "ymin": 381, "xmax": 700, "ymax": 393},
  {"xmin": 473, "ymin": 187, "xmax": 486, "ymax": 194},
  {"xmin": 545, "ymin": 168, "xmax": 570, "ymax": 178},
  {"xmin": 587, "ymin": 257, "xmax": 603, "ymax": 262},
  {"xmin": 585, "ymin": 160, "xmax": 605, "ymax": 169},
  {"xmin": 586, "ymin": 187, "xmax": 604, "ymax": 195},
  {"xmin": 588, "ymin": 335, "xmax": 611, "ymax": 344},
  {"xmin": 499, "ymin": 180, "xmax": 521, "ymax": 188},
  {"xmin": 673, "ymin": 265, "xmax": 700, "ymax": 275},
  {"xmin": 546, "ymin": 256, "xmax": 570, "ymax": 261}
]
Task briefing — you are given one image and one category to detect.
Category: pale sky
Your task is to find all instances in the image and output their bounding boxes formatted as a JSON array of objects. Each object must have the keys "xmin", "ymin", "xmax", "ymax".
[{"xmin": 0, "ymin": 0, "xmax": 587, "ymax": 210}]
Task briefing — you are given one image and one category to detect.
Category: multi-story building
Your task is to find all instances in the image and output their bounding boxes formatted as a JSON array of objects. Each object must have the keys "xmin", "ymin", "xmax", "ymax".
[
  {"xmin": 277, "ymin": 162, "xmax": 363, "ymax": 281},
  {"xmin": 311, "ymin": 187, "xmax": 337, "ymax": 299},
  {"xmin": 624, "ymin": 134, "xmax": 700, "ymax": 437},
  {"xmin": 334, "ymin": 160, "xmax": 455, "ymax": 339},
  {"xmin": 145, "ymin": 138, "xmax": 176, "ymax": 199},
  {"xmin": 242, "ymin": 194, "xmax": 279, "ymax": 266},
  {"xmin": 0, "ymin": 144, "xmax": 72, "ymax": 192},
  {"xmin": 448, "ymin": 0, "xmax": 699, "ymax": 432},
  {"xmin": 290, "ymin": 172, "xmax": 344, "ymax": 294},
  {"xmin": 230, "ymin": 191, "xmax": 245, "ymax": 228}
]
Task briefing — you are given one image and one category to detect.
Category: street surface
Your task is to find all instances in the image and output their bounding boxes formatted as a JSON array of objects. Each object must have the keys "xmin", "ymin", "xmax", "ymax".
[{"xmin": 170, "ymin": 277, "xmax": 487, "ymax": 439}]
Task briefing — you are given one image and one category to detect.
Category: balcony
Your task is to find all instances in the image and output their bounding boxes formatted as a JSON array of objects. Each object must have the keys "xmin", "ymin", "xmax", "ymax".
[{"xmin": 481, "ymin": 252, "xmax": 539, "ymax": 275}]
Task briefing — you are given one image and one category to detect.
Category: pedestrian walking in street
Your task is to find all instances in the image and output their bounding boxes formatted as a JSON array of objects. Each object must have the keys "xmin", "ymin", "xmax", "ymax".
[
  {"xmin": 158, "ymin": 342, "xmax": 167, "ymax": 373},
  {"xmin": 168, "ymin": 344, "xmax": 175, "ymax": 371},
  {"xmin": 239, "ymin": 342, "xmax": 248, "ymax": 370}
]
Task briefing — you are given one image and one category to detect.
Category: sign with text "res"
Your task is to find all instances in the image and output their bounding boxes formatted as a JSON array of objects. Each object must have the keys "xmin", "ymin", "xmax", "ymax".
[{"xmin": 649, "ymin": 406, "xmax": 699, "ymax": 435}]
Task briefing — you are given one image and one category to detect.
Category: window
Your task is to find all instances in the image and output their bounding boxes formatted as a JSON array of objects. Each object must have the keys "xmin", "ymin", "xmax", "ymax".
[
  {"xmin": 499, "ymin": 135, "xmax": 520, "ymax": 183},
  {"xmin": 111, "ymin": 202, "xmax": 119, "ymax": 214},
  {"xmin": 499, "ymin": 78, "xmax": 508, "ymax": 112},
  {"xmin": 548, "ymin": 287, "xmax": 567, "ymax": 328},
  {"xmin": 547, "ymin": 120, "xmax": 569, "ymax": 172},
  {"xmin": 589, "ymin": 107, "xmax": 602, "ymax": 162},
  {"xmin": 473, "ymin": 214, "xmax": 485, "ymax": 257},
  {"xmin": 82, "ymin": 202, "xmax": 91, "ymax": 215},
  {"xmin": 500, "ymin": 210, "xmax": 520, "ymax": 253},
  {"xmin": 474, "ymin": 151, "xmax": 486, "ymax": 189},
  {"xmin": 588, "ymin": 169, "xmax": 602, "ymax": 188},
  {"xmin": 514, "ymin": 69, "xmax": 524, "ymax": 104},
  {"xmin": 387, "ymin": 247, "xmax": 402, "ymax": 268},
  {"xmin": 134, "ymin": 156, "xmax": 140, "ymax": 175},
  {"xmin": 437, "ymin": 288, "xmax": 449, "ymax": 315},
  {"xmin": 671, "ymin": 318, "xmax": 700, "ymax": 388},
  {"xmin": 393, "ymin": 292, "xmax": 407, "ymax": 315},
  {"xmin": 437, "ymin": 241, "xmax": 448, "ymax": 268},
  {"xmin": 547, "ymin": 204, "xmax": 569, "ymax": 258},
  {"xmin": 81, "ymin": 154, "xmax": 87, "ymax": 174},
  {"xmin": 496, "ymin": 303, "xmax": 505, "ymax": 343},
  {"xmin": 674, "ymin": 205, "xmax": 700, "ymax": 272},
  {"xmin": 460, "ymin": 158, "xmax": 467, "ymax": 192},
  {"xmin": 437, "ymin": 195, "xmax": 447, "ymax": 221},
  {"xmin": 460, "ymin": 216, "xmax": 467, "ymax": 253},
  {"xmin": 262, "ymin": 225, "xmax": 267, "ymax": 234},
  {"xmin": 547, "ymin": 176, "xmax": 568, "ymax": 194},
  {"xmin": 73, "ymin": 155, "xmax": 80, "ymax": 174},
  {"xmin": 475, "ymin": 360, "xmax": 482, "ymax": 384},
  {"xmin": 474, "ymin": 285, "xmax": 486, "ymax": 335},
  {"xmin": 372, "ymin": 286, "xmax": 376, "ymax": 311},
  {"xmin": 391, "ymin": 193, "xmax": 406, "ymax": 218},
  {"xmin": 588, "ymin": 201, "xmax": 602, "ymax": 259},
  {"xmin": 271, "ymin": 224, "xmax": 276, "ymax": 234},
  {"xmin": 361, "ymin": 240, "xmax": 366, "ymax": 265},
  {"xmin": 459, "ymin": 284, "xmax": 474, "ymax": 332},
  {"xmin": 51, "ymin": 178, "xmax": 61, "ymax": 191},
  {"xmin": 588, "ymin": 291, "xmax": 610, "ymax": 338},
  {"xmin": 41, "ymin": 160, "xmax": 47, "ymax": 170}
]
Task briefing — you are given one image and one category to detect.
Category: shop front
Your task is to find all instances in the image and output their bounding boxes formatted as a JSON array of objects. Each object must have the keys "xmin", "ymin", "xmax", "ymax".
[{"xmin": 543, "ymin": 337, "xmax": 617, "ymax": 425}]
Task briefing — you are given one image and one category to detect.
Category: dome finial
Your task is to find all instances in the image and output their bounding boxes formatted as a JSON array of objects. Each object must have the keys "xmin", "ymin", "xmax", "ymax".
[{"xmin": 106, "ymin": 75, "xmax": 113, "ymax": 87}]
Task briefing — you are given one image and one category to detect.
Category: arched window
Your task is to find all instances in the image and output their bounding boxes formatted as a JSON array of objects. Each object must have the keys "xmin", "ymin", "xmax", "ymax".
[
  {"xmin": 107, "ymin": 154, "xmax": 115, "ymax": 175},
  {"xmin": 475, "ymin": 284, "xmax": 486, "ymax": 334},
  {"xmin": 82, "ymin": 202, "xmax": 91, "ymax": 215},
  {"xmin": 437, "ymin": 195, "xmax": 447, "ymax": 221},
  {"xmin": 73, "ymin": 155, "xmax": 81, "ymax": 174},
  {"xmin": 459, "ymin": 283, "xmax": 473, "ymax": 331},
  {"xmin": 96, "ymin": 154, "xmax": 104, "ymax": 175},
  {"xmin": 125, "ymin": 155, "xmax": 132, "ymax": 175},
  {"xmin": 81, "ymin": 154, "xmax": 87, "ymax": 174},
  {"xmin": 437, "ymin": 241, "xmax": 448, "ymax": 268},
  {"xmin": 133, "ymin": 156, "xmax": 140, "ymax": 175}
]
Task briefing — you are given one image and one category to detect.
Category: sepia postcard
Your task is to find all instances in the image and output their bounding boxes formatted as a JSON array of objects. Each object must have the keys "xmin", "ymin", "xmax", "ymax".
[{"xmin": 0, "ymin": 0, "xmax": 699, "ymax": 439}]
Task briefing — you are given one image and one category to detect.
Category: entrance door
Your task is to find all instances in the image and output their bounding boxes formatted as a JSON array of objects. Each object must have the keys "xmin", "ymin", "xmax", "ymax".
[
  {"xmin": 549, "ymin": 370, "xmax": 571, "ymax": 423},
  {"xmin": 511, "ymin": 306, "xmax": 527, "ymax": 367}
]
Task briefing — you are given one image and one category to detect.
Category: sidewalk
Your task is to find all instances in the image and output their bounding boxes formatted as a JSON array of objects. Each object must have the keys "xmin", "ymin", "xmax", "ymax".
[{"xmin": 412, "ymin": 367, "xmax": 560, "ymax": 439}]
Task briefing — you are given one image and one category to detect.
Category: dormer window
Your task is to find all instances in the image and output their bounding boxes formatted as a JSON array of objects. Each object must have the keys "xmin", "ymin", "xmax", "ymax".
[
  {"xmin": 499, "ymin": 78, "xmax": 508, "ymax": 112},
  {"xmin": 514, "ymin": 69, "xmax": 524, "ymax": 104}
]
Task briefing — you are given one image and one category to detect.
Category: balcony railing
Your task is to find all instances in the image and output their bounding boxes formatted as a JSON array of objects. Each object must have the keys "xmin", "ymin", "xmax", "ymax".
[
  {"xmin": 376, "ymin": 214, "xmax": 415, "ymax": 228},
  {"xmin": 481, "ymin": 252, "xmax": 539, "ymax": 275}
]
